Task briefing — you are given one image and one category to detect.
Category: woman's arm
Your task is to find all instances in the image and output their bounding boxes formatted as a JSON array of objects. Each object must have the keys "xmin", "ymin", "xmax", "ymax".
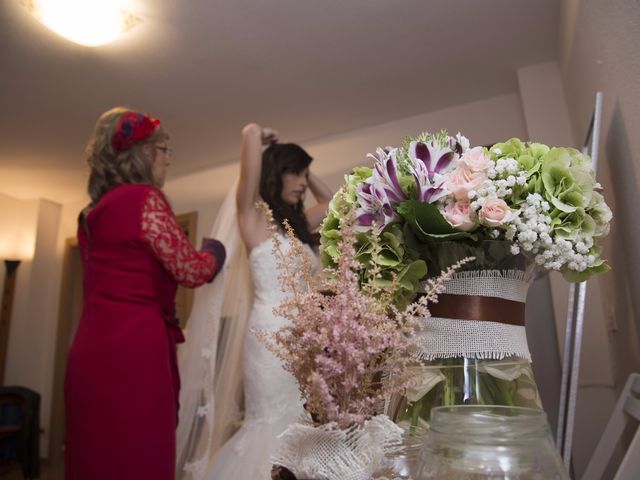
[
  {"xmin": 236, "ymin": 123, "xmax": 278, "ymax": 250},
  {"xmin": 305, "ymin": 172, "xmax": 333, "ymax": 231},
  {"xmin": 142, "ymin": 189, "xmax": 225, "ymax": 287}
]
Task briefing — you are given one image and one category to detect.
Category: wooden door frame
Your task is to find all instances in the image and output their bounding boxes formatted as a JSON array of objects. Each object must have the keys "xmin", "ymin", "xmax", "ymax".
[{"xmin": 49, "ymin": 237, "xmax": 79, "ymax": 467}]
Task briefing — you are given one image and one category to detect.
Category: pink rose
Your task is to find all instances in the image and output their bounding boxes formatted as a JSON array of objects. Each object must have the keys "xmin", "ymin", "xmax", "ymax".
[
  {"xmin": 479, "ymin": 198, "xmax": 515, "ymax": 227},
  {"xmin": 444, "ymin": 201, "xmax": 478, "ymax": 232},
  {"xmin": 460, "ymin": 146, "xmax": 490, "ymax": 172},
  {"xmin": 445, "ymin": 165, "xmax": 487, "ymax": 200}
]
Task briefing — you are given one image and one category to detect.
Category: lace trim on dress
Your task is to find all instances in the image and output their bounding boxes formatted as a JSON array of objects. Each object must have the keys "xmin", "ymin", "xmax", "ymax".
[{"xmin": 141, "ymin": 189, "xmax": 216, "ymax": 288}]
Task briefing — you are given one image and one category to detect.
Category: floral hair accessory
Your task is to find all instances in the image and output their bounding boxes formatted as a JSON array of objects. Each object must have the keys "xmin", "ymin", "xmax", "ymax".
[{"xmin": 111, "ymin": 112, "xmax": 160, "ymax": 152}]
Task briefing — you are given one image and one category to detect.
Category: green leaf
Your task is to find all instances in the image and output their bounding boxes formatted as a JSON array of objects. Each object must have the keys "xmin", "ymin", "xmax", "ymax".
[
  {"xmin": 517, "ymin": 154, "xmax": 536, "ymax": 171},
  {"xmin": 549, "ymin": 195, "xmax": 578, "ymax": 213},
  {"xmin": 562, "ymin": 261, "xmax": 610, "ymax": 282},
  {"xmin": 377, "ymin": 248, "xmax": 401, "ymax": 267},
  {"xmin": 322, "ymin": 229, "xmax": 341, "ymax": 239},
  {"xmin": 492, "ymin": 138, "xmax": 526, "ymax": 158},
  {"xmin": 397, "ymin": 200, "xmax": 476, "ymax": 241},
  {"xmin": 397, "ymin": 260, "xmax": 428, "ymax": 286},
  {"xmin": 559, "ymin": 190, "xmax": 585, "ymax": 209},
  {"xmin": 527, "ymin": 142, "xmax": 550, "ymax": 159},
  {"xmin": 381, "ymin": 229, "xmax": 402, "ymax": 252},
  {"xmin": 323, "ymin": 244, "xmax": 339, "ymax": 259}
]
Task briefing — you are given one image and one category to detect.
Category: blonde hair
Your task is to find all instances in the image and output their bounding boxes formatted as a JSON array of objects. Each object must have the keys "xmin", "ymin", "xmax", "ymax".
[{"xmin": 86, "ymin": 107, "xmax": 169, "ymax": 204}]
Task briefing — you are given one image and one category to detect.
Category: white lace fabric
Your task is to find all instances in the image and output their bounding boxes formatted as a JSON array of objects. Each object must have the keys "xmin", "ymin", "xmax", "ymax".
[
  {"xmin": 176, "ymin": 178, "xmax": 320, "ymax": 479},
  {"xmin": 176, "ymin": 180, "xmax": 253, "ymax": 478},
  {"xmin": 414, "ymin": 269, "xmax": 533, "ymax": 361}
]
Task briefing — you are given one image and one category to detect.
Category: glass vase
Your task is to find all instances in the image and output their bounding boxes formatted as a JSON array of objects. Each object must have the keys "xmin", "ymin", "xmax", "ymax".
[
  {"xmin": 388, "ymin": 356, "xmax": 541, "ymax": 429},
  {"xmin": 415, "ymin": 405, "xmax": 569, "ymax": 479},
  {"xmin": 386, "ymin": 240, "xmax": 546, "ymax": 478}
]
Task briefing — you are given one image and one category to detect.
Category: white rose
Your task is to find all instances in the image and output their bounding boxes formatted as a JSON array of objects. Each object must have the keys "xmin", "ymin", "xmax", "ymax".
[
  {"xmin": 460, "ymin": 146, "xmax": 490, "ymax": 172},
  {"xmin": 479, "ymin": 198, "xmax": 516, "ymax": 227},
  {"xmin": 444, "ymin": 200, "xmax": 478, "ymax": 232},
  {"xmin": 444, "ymin": 165, "xmax": 487, "ymax": 201}
]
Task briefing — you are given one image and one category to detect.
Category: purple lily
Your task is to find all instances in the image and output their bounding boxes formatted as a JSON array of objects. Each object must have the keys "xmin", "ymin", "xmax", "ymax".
[
  {"xmin": 408, "ymin": 140, "xmax": 458, "ymax": 177},
  {"xmin": 355, "ymin": 180, "xmax": 399, "ymax": 233},
  {"xmin": 409, "ymin": 158, "xmax": 448, "ymax": 203},
  {"xmin": 407, "ymin": 140, "xmax": 459, "ymax": 204},
  {"xmin": 454, "ymin": 133, "xmax": 470, "ymax": 153},
  {"xmin": 366, "ymin": 147, "xmax": 406, "ymax": 204}
]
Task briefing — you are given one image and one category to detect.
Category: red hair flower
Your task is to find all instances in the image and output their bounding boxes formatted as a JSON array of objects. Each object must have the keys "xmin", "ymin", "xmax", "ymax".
[{"xmin": 111, "ymin": 112, "xmax": 160, "ymax": 152}]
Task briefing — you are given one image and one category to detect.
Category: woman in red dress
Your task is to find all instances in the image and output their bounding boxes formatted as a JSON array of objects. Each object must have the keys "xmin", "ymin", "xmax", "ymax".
[{"xmin": 64, "ymin": 107, "xmax": 226, "ymax": 480}]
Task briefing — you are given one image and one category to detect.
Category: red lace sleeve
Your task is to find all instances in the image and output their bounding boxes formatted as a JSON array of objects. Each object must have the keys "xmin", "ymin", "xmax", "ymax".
[{"xmin": 141, "ymin": 189, "xmax": 217, "ymax": 287}]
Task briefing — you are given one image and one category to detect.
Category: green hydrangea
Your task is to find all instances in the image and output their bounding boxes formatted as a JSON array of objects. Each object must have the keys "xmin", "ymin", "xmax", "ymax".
[{"xmin": 320, "ymin": 170, "xmax": 427, "ymax": 309}]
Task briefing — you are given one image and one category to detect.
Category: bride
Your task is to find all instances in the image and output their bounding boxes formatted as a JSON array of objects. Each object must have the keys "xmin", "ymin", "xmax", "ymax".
[{"xmin": 176, "ymin": 123, "xmax": 332, "ymax": 479}]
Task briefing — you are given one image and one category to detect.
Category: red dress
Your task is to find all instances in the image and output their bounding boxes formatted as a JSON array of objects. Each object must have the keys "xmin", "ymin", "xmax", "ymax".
[{"xmin": 65, "ymin": 184, "xmax": 218, "ymax": 480}]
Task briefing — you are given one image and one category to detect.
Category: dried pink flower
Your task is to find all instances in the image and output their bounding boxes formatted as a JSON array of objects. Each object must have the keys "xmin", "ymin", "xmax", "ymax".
[{"xmin": 255, "ymin": 201, "xmax": 468, "ymax": 428}]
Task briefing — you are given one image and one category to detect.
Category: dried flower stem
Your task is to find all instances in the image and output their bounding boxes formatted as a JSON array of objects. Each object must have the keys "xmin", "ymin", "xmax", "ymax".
[{"xmin": 255, "ymin": 200, "xmax": 464, "ymax": 428}]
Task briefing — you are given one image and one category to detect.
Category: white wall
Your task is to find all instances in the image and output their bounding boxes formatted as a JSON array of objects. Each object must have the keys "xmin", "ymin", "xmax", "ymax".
[
  {"xmin": 0, "ymin": 194, "xmax": 38, "ymax": 306},
  {"xmin": 0, "ymin": 194, "xmax": 39, "ymax": 358},
  {"xmin": 1, "ymin": 195, "xmax": 63, "ymax": 457},
  {"xmin": 165, "ymin": 93, "xmax": 528, "ymax": 240},
  {"xmin": 559, "ymin": 0, "xmax": 640, "ymax": 476},
  {"xmin": 4, "ymin": 91, "xmax": 528, "ymax": 458},
  {"xmin": 517, "ymin": 60, "xmax": 619, "ymax": 476}
]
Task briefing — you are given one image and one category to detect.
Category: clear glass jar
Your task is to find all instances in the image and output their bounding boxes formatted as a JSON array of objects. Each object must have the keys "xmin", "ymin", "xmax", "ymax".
[
  {"xmin": 414, "ymin": 405, "xmax": 569, "ymax": 479},
  {"xmin": 380, "ymin": 424, "xmax": 429, "ymax": 479},
  {"xmin": 388, "ymin": 356, "xmax": 542, "ymax": 429}
]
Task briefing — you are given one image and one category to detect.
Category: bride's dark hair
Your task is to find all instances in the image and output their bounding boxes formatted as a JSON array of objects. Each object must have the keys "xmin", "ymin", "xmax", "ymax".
[{"xmin": 260, "ymin": 143, "xmax": 319, "ymax": 246}]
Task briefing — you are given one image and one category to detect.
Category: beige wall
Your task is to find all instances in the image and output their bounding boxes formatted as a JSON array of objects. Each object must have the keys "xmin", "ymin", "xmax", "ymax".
[
  {"xmin": 559, "ymin": 0, "xmax": 640, "ymax": 476},
  {"xmin": 12, "ymin": 82, "xmax": 624, "ymax": 466},
  {"xmin": 0, "ymin": 194, "xmax": 36, "ymax": 303},
  {"xmin": 0, "ymin": 92, "xmax": 526, "ymax": 459},
  {"xmin": 1, "ymin": 195, "xmax": 63, "ymax": 456},
  {"xmin": 0, "ymin": 194, "xmax": 39, "ymax": 344},
  {"xmin": 517, "ymin": 60, "xmax": 620, "ymax": 476},
  {"xmin": 2, "ymin": 4, "xmax": 634, "ymax": 469},
  {"xmin": 3, "ymin": 93, "xmax": 528, "ymax": 458},
  {"xmin": 165, "ymin": 93, "xmax": 528, "ymax": 241}
]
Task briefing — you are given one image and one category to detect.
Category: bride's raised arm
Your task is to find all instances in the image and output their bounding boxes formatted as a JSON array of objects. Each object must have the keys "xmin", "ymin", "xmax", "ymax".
[
  {"xmin": 236, "ymin": 123, "xmax": 278, "ymax": 250},
  {"xmin": 305, "ymin": 171, "xmax": 332, "ymax": 231}
]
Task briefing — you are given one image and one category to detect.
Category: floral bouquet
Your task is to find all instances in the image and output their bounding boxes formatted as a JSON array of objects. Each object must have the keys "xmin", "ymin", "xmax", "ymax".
[
  {"xmin": 257, "ymin": 204, "xmax": 465, "ymax": 480},
  {"xmin": 320, "ymin": 132, "xmax": 612, "ymax": 431},
  {"xmin": 321, "ymin": 132, "xmax": 612, "ymax": 300}
]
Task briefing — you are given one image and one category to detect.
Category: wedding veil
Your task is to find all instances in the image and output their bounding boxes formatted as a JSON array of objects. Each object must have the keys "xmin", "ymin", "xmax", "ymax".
[{"xmin": 175, "ymin": 180, "xmax": 253, "ymax": 479}]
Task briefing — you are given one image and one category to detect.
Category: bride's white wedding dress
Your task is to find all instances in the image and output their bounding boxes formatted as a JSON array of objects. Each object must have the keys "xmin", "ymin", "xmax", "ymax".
[{"xmin": 204, "ymin": 235, "xmax": 317, "ymax": 479}]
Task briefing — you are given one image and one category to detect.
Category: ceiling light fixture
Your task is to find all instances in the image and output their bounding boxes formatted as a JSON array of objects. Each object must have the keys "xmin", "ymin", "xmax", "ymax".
[{"xmin": 20, "ymin": 0, "xmax": 141, "ymax": 47}]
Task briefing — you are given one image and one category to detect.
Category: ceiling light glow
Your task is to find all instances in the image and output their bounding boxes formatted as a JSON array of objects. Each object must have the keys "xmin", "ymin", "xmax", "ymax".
[{"xmin": 22, "ymin": 0, "xmax": 140, "ymax": 47}]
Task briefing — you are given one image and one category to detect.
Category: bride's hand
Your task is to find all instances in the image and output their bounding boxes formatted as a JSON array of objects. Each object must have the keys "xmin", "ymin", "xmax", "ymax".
[
  {"xmin": 260, "ymin": 127, "xmax": 278, "ymax": 145},
  {"xmin": 241, "ymin": 123, "xmax": 278, "ymax": 145}
]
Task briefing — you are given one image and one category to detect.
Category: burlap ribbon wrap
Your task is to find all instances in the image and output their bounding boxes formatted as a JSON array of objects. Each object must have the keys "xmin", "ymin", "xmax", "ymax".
[
  {"xmin": 271, "ymin": 415, "xmax": 403, "ymax": 480},
  {"xmin": 413, "ymin": 269, "xmax": 533, "ymax": 361}
]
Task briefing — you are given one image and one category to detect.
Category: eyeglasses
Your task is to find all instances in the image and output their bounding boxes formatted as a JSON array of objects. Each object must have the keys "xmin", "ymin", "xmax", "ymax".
[{"xmin": 156, "ymin": 146, "xmax": 172, "ymax": 157}]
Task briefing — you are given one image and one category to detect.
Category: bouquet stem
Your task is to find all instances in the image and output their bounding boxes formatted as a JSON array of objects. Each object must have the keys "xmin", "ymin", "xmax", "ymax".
[{"xmin": 390, "ymin": 356, "xmax": 541, "ymax": 429}]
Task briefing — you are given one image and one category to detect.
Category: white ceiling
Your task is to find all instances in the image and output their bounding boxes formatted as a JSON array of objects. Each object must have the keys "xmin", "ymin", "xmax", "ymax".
[{"xmin": 0, "ymin": 0, "xmax": 559, "ymax": 203}]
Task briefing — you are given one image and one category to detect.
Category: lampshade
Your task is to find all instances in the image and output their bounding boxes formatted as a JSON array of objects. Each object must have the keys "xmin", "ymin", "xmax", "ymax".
[
  {"xmin": 0, "ymin": 231, "xmax": 36, "ymax": 261},
  {"xmin": 0, "ymin": 197, "xmax": 38, "ymax": 261},
  {"xmin": 20, "ymin": 0, "xmax": 141, "ymax": 47}
]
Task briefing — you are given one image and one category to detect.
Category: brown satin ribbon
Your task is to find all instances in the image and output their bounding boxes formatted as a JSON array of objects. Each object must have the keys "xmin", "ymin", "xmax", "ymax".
[{"xmin": 422, "ymin": 293, "xmax": 525, "ymax": 327}]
